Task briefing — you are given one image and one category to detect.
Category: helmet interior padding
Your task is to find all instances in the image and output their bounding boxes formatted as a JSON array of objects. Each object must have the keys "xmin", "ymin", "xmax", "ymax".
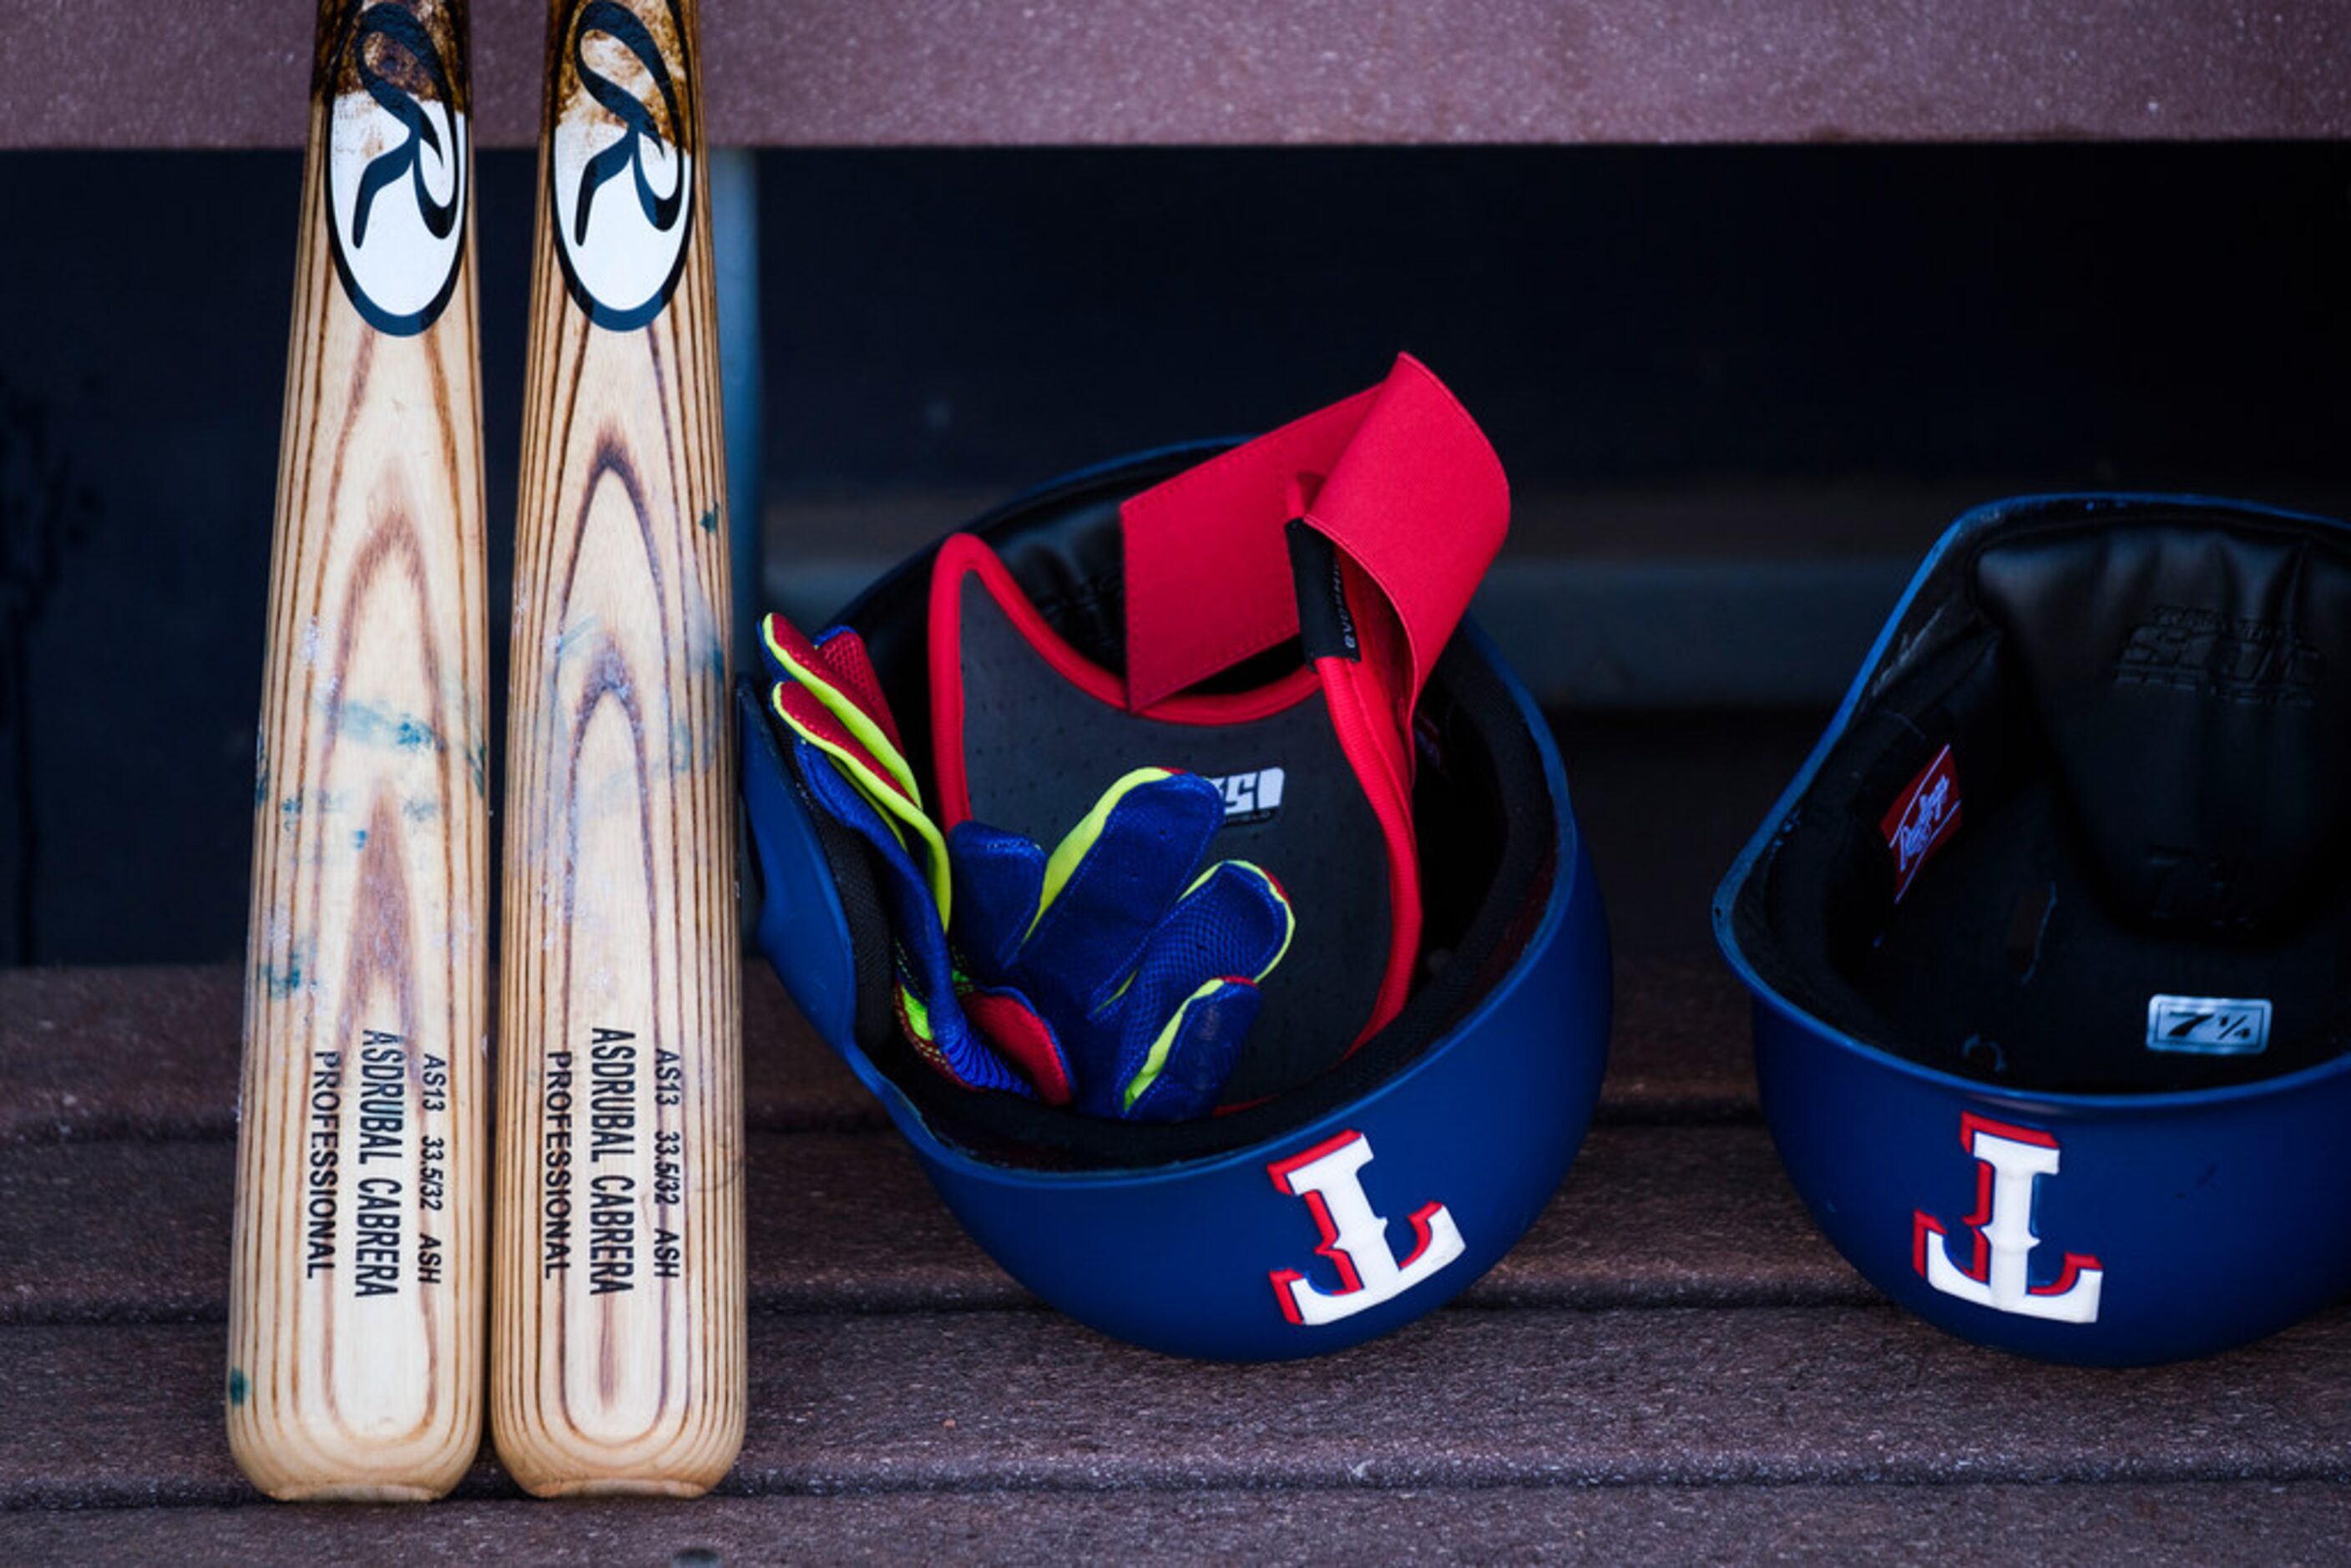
[
  {"xmin": 796, "ymin": 448, "xmax": 1559, "ymax": 1168},
  {"xmin": 1737, "ymin": 503, "xmax": 2351, "ymax": 1094},
  {"xmin": 943, "ymin": 564, "xmax": 1393, "ymax": 1100}
]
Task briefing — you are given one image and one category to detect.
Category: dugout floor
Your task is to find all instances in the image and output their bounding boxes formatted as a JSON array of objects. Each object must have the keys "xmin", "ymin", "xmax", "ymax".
[{"xmin": 3, "ymin": 711, "xmax": 2347, "ymax": 1560}]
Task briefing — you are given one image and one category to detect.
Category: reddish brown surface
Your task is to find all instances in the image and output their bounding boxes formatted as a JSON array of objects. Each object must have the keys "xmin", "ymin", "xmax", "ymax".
[
  {"xmin": 0, "ymin": 956, "xmax": 1759, "ymax": 1142},
  {"xmin": 7, "ymin": 1308, "xmax": 2351, "ymax": 1509},
  {"xmin": 0, "ymin": 964, "xmax": 881, "ymax": 1141},
  {"xmin": 0, "ymin": 1125, "xmax": 1858, "ymax": 1326},
  {"xmin": 8, "ymin": 1484, "xmax": 2351, "ymax": 1560},
  {"xmin": 5, "ymin": 957, "xmax": 2347, "ymax": 1549},
  {"xmin": 13, "ymin": 0, "xmax": 2348, "ymax": 148}
]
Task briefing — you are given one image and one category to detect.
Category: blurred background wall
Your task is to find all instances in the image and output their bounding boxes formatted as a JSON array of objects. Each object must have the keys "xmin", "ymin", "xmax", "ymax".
[{"xmin": 3, "ymin": 142, "xmax": 2348, "ymax": 964}]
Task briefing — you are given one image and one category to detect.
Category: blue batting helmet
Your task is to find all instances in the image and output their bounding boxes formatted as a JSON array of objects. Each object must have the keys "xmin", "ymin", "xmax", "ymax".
[
  {"xmin": 1717, "ymin": 493, "xmax": 2351, "ymax": 1365},
  {"xmin": 741, "ymin": 371, "xmax": 1610, "ymax": 1360}
]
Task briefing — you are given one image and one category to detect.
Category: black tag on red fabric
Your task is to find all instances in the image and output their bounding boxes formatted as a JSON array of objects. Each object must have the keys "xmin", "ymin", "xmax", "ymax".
[{"xmin": 1286, "ymin": 520, "xmax": 1360, "ymax": 663}]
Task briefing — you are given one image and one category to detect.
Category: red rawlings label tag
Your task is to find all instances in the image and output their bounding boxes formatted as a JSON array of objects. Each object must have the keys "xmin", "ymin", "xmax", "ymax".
[{"xmin": 1881, "ymin": 743, "xmax": 1962, "ymax": 902}]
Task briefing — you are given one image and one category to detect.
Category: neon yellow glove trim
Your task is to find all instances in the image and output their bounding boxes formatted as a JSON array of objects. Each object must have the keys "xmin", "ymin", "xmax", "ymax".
[
  {"xmin": 898, "ymin": 984, "xmax": 933, "ymax": 1042},
  {"xmin": 761, "ymin": 619, "xmax": 925, "ymax": 806},
  {"xmin": 1114, "ymin": 865, "xmax": 1295, "ymax": 1111},
  {"xmin": 1121, "ymin": 976, "xmax": 1231, "ymax": 1113},
  {"xmin": 771, "ymin": 684, "xmax": 953, "ymax": 922},
  {"xmin": 1029, "ymin": 766, "xmax": 1178, "ymax": 941},
  {"xmin": 1189, "ymin": 859, "xmax": 1296, "ymax": 981}
]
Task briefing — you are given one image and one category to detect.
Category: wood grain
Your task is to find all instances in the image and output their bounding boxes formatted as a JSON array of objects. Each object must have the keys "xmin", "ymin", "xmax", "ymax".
[
  {"xmin": 493, "ymin": 0, "xmax": 743, "ymax": 1498},
  {"xmin": 229, "ymin": 0, "xmax": 488, "ymax": 1504}
]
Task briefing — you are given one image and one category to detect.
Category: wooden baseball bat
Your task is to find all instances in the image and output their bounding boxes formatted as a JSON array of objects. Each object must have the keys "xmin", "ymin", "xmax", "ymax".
[
  {"xmin": 229, "ymin": 0, "xmax": 488, "ymax": 1502},
  {"xmin": 492, "ymin": 0, "xmax": 744, "ymax": 1497}
]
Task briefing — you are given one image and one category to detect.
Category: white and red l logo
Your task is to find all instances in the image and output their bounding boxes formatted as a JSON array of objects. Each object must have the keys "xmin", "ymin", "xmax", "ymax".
[
  {"xmin": 1913, "ymin": 1112, "xmax": 2104, "ymax": 1323},
  {"xmin": 1267, "ymin": 1130, "xmax": 1464, "ymax": 1327}
]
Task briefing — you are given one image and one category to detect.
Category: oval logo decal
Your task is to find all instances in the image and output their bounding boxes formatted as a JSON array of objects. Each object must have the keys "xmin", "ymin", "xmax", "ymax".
[
  {"xmin": 322, "ymin": 0, "xmax": 469, "ymax": 336},
  {"xmin": 549, "ymin": 0, "xmax": 695, "ymax": 331}
]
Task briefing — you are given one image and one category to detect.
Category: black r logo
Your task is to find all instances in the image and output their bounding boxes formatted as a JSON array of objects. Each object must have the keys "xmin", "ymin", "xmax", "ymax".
[
  {"xmin": 571, "ymin": 1, "xmax": 684, "ymax": 247},
  {"xmin": 549, "ymin": 0, "xmax": 694, "ymax": 331},
  {"xmin": 351, "ymin": 6, "xmax": 459, "ymax": 248},
  {"xmin": 323, "ymin": 0, "xmax": 470, "ymax": 336}
]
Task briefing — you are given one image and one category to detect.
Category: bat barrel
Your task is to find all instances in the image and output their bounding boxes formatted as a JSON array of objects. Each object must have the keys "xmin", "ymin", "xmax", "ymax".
[
  {"xmin": 491, "ymin": 0, "xmax": 746, "ymax": 1498},
  {"xmin": 228, "ymin": 0, "xmax": 489, "ymax": 1503}
]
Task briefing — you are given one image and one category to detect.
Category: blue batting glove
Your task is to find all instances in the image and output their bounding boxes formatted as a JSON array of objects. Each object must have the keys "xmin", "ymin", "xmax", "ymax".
[{"xmin": 948, "ymin": 768, "xmax": 1297, "ymax": 1120}]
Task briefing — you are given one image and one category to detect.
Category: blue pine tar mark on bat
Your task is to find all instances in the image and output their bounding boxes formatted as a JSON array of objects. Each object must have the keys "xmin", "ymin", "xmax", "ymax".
[
  {"xmin": 279, "ymin": 790, "xmax": 350, "ymax": 827},
  {"xmin": 669, "ymin": 716, "xmax": 718, "ymax": 773},
  {"xmin": 329, "ymin": 697, "xmax": 444, "ymax": 753},
  {"xmin": 261, "ymin": 955, "xmax": 307, "ymax": 999},
  {"xmin": 555, "ymin": 615, "xmax": 604, "ymax": 665}
]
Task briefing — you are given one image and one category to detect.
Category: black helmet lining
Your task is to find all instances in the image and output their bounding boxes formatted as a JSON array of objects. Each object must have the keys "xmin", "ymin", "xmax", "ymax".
[
  {"xmin": 1735, "ymin": 500, "xmax": 2351, "ymax": 1095},
  {"xmin": 796, "ymin": 447, "xmax": 1563, "ymax": 1170}
]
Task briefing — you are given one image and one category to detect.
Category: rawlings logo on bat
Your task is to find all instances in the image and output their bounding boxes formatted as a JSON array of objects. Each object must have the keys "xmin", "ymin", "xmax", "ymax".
[
  {"xmin": 549, "ymin": 0, "xmax": 695, "ymax": 330},
  {"xmin": 323, "ymin": 0, "xmax": 469, "ymax": 335}
]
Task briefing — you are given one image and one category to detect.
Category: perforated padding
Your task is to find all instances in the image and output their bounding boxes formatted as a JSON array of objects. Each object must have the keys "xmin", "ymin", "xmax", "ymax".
[
  {"xmin": 1732, "ymin": 500, "xmax": 2351, "ymax": 1095},
  {"xmin": 1974, "ymin": 521, "xmax": 2351, "ymax": 937}
]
